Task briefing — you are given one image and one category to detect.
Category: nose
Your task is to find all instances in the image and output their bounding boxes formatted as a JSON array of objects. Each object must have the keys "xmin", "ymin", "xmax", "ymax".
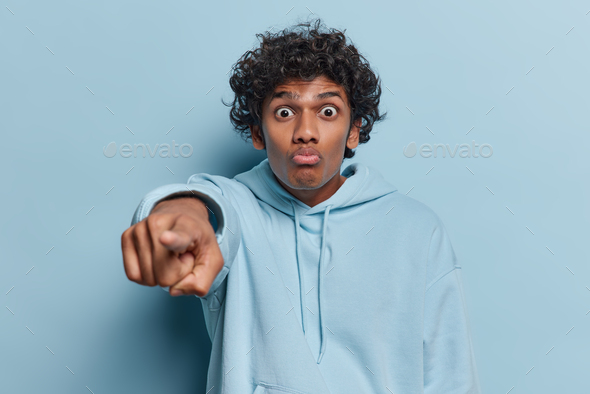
[{"xmin": 293, "ymin": 109, "xmax": 319, "ymax": 144}]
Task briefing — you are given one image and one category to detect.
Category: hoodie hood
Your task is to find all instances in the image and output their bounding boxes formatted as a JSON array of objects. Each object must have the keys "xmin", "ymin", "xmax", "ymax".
[{"xmin": 234, "ymin": 158, "xmax": 398, "ymax": 363}]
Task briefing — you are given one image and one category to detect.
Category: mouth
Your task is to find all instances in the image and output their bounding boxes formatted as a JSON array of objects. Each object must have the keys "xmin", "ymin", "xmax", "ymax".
[
  {"xmin": 292, "ymin": 147, "xmax": 321, "ymax": 165},
  {"xmin": 293, "ymin": 154, "xmax": 320, "ymax": 165}
]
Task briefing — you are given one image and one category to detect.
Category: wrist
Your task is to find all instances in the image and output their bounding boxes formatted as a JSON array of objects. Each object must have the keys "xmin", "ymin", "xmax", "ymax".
[{"xmin": 152, "ymin": 194, "xmax": 209, "ymax": 219}]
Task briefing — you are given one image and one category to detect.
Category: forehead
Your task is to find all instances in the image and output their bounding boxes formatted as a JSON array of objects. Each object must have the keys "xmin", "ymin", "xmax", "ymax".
[
  {"xmin": 263, "ymin": 76, "xmax": 348, "ymax": 109},
  {"xmin": 273, "ymin": 75, "xmax": 344, "ymax": 93}
]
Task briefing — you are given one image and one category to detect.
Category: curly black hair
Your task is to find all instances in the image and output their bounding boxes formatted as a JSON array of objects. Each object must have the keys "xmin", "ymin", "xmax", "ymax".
[{"xmin": 222, "ymin": 17, "xmax": 386, "ymax": 160}]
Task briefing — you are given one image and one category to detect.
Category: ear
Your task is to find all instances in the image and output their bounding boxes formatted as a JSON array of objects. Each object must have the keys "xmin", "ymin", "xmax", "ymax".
[
  {"xmin": 249, "ymin": 124, "xmax": 265, "ymax": 150},
  {"xmin": 346, "ymin": 118, "xmax": 361, "ymax": 150}
]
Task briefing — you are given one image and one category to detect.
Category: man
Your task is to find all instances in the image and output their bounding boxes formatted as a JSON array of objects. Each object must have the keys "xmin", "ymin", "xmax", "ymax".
[{"xmin": 121, "ymin": 18, "xmax": 481, "ymax": 393}]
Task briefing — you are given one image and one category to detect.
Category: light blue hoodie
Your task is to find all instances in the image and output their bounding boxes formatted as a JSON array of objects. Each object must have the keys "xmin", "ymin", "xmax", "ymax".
[{"xmin": 131, "ymin": 158, "xmax": 481, "ymax": 394}]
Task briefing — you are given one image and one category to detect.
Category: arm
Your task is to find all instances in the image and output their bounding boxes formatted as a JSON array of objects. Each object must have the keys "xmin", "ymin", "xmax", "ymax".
[
  {"xmin": 126, "ymin": 175, "xmax": 242, "ymax": 299},
  {"xmin": 423, "ymin": 224, "xmax": 481, "ymax": 393}
]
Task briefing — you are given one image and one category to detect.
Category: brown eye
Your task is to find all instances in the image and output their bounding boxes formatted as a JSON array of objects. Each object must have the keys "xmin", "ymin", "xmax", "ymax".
[
  {"xmin": 321, "ymin": 106, "xmax": 337, "ymax": 117},
  {"xmin": 276, "ymin": 108, "xmax": 294, "ymax": 118}
]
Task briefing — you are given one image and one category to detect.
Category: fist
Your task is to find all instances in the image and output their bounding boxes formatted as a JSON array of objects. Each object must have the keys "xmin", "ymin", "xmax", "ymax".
[{"xmin": 121, "ymin": 197, "xmax": 224, "ymax": 297}]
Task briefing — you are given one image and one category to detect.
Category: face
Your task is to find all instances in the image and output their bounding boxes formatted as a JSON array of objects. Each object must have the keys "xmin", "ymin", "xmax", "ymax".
[{"xmin": 249, "ymin": 75, "xmax": 361, "ymax": 203}]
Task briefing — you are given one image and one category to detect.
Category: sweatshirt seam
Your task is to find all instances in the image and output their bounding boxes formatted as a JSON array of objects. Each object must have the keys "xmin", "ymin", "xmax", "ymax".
[
  {"xmin": 425, "ymin": 265, "xmax": 461, "ymax": 293},
  {"xmin": 424, "ymin": 225, "xmax": 436, "ymax": 293},
  {"xmin": 255, "ymin": 381, "xmax": 308, "ymax": 394}
]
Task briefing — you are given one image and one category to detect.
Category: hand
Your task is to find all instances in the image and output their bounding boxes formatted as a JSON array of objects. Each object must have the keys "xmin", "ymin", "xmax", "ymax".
[{"xmin": 121, "ymin": 197, "xmax": 224, "ymax": 297}]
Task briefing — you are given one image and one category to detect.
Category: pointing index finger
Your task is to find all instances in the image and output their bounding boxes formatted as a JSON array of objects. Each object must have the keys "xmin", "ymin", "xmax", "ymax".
[{"xmin": 159, "ymin": 230, "xmax": 194, "ymax": 253}]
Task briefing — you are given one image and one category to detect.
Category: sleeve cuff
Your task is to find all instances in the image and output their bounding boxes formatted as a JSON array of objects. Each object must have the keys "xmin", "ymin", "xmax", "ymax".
[{"xmin": 130, "ymin": 183, "xmax": 226, "ymax": 243}]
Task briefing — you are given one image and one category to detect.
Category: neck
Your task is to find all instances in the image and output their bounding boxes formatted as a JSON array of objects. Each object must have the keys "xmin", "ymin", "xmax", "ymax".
[{"xmin": 276, "ymin": 173, "xmax": 347, "ymax": 208}]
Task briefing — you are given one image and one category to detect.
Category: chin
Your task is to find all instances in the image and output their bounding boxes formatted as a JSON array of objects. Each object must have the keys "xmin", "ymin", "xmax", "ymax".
[{"xmin": 289, "ymin": 172, "xmax": 323, "ymax": 190}]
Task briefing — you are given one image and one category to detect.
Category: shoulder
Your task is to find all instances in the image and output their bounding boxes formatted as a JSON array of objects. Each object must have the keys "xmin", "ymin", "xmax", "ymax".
[
  {"xmin": 370, "ymin": 191, "xmax": 457, "ymax": 287},
  {"xmin": 384, "ymin": 193, "xmax": 460, "ymax": 288},
  {"xmin": 382, "ymin": 191, "xmax": 445, "ymax": 234},
  {"xmin": 188, "ymin": 172, "xmax": 253, "ymax": 195},
  {"xmin": 187, "ymin": 172, "xmax": 261, "ymax": 216}
]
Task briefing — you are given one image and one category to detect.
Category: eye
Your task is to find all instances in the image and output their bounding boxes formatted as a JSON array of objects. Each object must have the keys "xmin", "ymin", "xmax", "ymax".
[
  {"xmin": 276, "ymin": 107, "xmax": 294, "ymax": 118},
  {"xmin": 320, "ymin": 106, "xmax": 338, "ymax": 117}
]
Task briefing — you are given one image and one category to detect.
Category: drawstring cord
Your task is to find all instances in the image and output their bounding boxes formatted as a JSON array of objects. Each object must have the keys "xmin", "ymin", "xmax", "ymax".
[
  {"xmin": 317, "ymin": 205, "xmax": 332, "ymax": 364},
  {"xmin": 290, "ymin": 200, "xmax": 307, "ymax": 335},
  {"xmin": 289, "ymin": 200, "xmax": 332, "ymax": 364}
]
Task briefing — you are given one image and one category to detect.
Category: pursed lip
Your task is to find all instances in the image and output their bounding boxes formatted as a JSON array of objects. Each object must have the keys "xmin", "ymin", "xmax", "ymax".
[{"xmin": 291, "ymin": 147, "xmax": 321, "ymax": 159}]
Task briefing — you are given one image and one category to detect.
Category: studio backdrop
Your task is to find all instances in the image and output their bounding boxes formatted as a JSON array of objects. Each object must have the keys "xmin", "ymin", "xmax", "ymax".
[{"xmin": 1, "ymin": 0, "xmax": 589, "ymax": 393}]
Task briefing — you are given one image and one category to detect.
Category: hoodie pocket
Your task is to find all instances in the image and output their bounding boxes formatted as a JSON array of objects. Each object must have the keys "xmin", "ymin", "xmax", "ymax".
[{"xmin": 253, "ymin": 382, "xmax": 308, "ymax": 394}]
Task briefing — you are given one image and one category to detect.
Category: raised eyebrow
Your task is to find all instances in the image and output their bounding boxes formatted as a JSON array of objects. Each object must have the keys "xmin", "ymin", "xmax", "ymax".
[
  {"xmin": 270, "ymin": 91, "xmax": 299, "ymax": 101},
  {"xmin": 315, "ymin": 91, "xmax": 343, "ymax": 101}
]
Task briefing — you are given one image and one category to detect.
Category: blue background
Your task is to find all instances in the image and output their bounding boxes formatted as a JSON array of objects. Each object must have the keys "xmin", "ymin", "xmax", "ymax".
[{"xmin": 1, "ymin": 0, "xmax": 589, "ymax": 393}]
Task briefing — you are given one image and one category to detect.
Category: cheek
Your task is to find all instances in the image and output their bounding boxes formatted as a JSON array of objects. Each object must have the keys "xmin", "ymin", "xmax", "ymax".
[
  {"xmin": 330, "ymin": 130, "xmax": 349, "ymax": 152},
  {"xmin": 264, "ymin": 134, "xmax": 289, "ymax": 156}
]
